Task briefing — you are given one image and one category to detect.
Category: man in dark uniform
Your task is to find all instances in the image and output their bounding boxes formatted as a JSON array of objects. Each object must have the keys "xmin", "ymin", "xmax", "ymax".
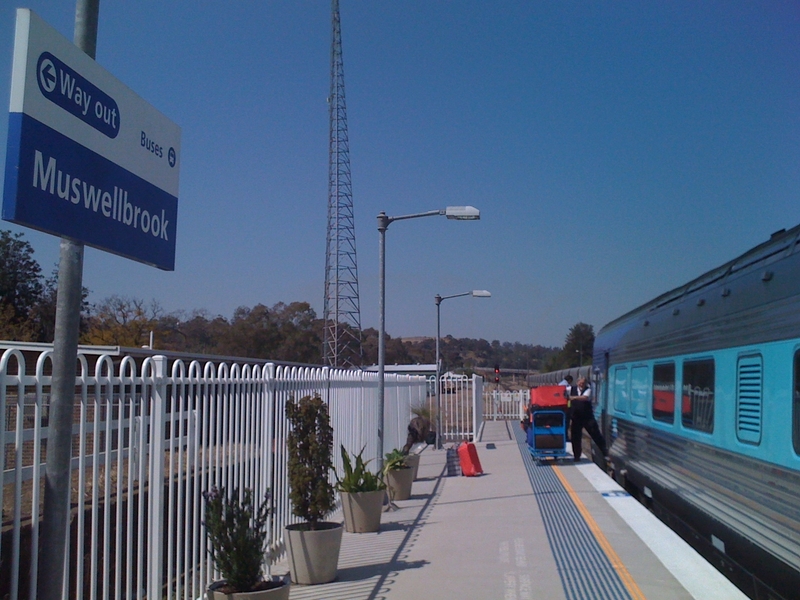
[{"xmin": 569, "ymin": 377, "xmax": 608, "ymax": 462}]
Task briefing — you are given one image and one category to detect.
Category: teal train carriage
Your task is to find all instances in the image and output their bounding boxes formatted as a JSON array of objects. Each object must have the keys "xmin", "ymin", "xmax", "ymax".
[{"xmin": 593, "ymin": 225, "xmax": 800, "ymax": 600}]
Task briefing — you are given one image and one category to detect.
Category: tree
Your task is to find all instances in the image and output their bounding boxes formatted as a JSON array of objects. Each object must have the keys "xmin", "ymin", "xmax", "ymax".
[
  {"xmin": 543, "ymin": 322, "xmax": 595, "ymax": 371},
  {"xmin": 26, "ymin": 270, "xmax": 91, "ymax": 343},
  {"xmin": 270, "ymin": 302, "xmax": 322, "ymax": 364},
  {"xmin": 0, "ymin": 230, "xmax": 43, "ymax": 339},
  {"xmin": 564, "ymin": 322, "xmax": 594, "ymax": 367},
  {"xmin": 219, "ymin": 304, "xmax": 281, "ymax": 359},
  {"xmin": 82, "ymin": 296, "xmax": 162, "ymax": 347},
  {"xmin": 163, "ymin": 309, "xmax": 231, "ymax": 354},
  {"xmin": 360, "ymin": 328, "xmax": 412, "ymax": 366}
]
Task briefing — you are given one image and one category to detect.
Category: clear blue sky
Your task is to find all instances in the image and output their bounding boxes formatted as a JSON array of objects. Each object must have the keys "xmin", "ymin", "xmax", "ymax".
[{"xmin": 1, "ymin": 1, "xmax": 798, "ymax": 348}]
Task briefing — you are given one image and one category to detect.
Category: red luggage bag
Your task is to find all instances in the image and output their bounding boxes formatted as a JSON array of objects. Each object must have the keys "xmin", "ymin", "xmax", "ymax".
[{"xmin": 458, "ymin": 441, "xmax": 483, "ymax": 477}]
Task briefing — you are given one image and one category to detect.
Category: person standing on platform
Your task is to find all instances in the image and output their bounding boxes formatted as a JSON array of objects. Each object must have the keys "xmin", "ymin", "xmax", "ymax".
[
  {"xmin": 569, "ymin": 377, "xmax": 607, "ymax": 462},
  {"xmin": 559, "ymin": 375, "xmax": 574, "ymax": 441}
]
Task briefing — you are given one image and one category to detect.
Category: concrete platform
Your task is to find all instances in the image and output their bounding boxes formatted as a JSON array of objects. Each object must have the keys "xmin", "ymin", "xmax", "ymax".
[{"xmin": 277, "ymin": 421, "xmax": 748, "ymax": 600}]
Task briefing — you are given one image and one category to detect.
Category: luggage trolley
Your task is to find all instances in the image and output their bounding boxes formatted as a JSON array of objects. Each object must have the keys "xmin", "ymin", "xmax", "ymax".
[
  {"xmin": 529, "ymin": 410, "xmax": 567, "ymax": 462},
  {"xmin": 525, "ymin": 385, "xmax": 568, "ymax": 463}
]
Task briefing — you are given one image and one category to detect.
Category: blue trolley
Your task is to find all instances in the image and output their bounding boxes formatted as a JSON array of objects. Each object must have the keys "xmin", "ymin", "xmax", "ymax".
[{"xmin": 527, "ymin": 409, "xmax": 567, "ymax": 463}]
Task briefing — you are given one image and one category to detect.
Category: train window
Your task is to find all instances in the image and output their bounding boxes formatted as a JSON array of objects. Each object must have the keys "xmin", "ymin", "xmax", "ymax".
[
  {"xmin": 630, "ymin": 366, "xmax": 648, "ymax": 417},
  {"xmin": 736, "ymin": 354, "xmax": 762, "ymax": 445},
  {"xmin": 613, "ymin": 367, "xmax": 628, "ymax": 413},
  {"xmin": 652, "ymin": 362, "xmax": 675, "ymax": 423},
  {"xmin": 793, "ymin": 351, "xmax": 800, "ymax": 455},
  {"xmin": 682, "ymin": 359, "xmax": 715, "ymax": 433}
]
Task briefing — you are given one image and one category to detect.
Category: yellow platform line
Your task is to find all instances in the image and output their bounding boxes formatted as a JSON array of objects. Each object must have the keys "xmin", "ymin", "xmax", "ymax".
[{"xmin": 552, "ymin": 465, "xmax": 647, "ymax": 600}]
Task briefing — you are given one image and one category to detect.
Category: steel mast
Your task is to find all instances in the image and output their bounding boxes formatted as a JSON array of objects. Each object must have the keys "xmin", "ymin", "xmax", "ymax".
[{"xmin": 323, "ymin": 0, "xmax": 362, "ymax": 367}]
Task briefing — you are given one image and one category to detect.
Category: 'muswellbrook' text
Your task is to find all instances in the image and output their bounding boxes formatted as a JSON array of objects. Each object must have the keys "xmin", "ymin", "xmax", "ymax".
[{"xmin": 32, "ymin": 149, "xmax": 170, "ymax": 240}]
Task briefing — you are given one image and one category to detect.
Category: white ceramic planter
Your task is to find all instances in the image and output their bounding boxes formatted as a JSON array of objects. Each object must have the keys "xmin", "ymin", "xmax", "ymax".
[
  {"xmin": 206, "ymin": 577, "xmax": 290, "ymax": 600},
  {"xmin": 341, "ymin": 490, "xmax": 385, "ymax": 533},
  {"xmin": 385, "ymin": 467, "xmax": 414, "ymax": 501},
  {"xmin": 405, "ymin": 453, "xmax": 421, "ymax": 480},
  {"xmin": 284, "ymin": 522, "xmax": 343, "ymax": 584}
]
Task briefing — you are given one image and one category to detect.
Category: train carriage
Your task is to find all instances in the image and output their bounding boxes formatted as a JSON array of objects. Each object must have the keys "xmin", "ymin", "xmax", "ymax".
[{"xmin": 593, "ymin": 224, "xmax": 800, "ymax": 600}]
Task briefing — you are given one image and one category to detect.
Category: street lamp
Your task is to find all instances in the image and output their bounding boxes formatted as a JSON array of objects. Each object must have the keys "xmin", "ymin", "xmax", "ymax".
[
  {"xmin": 377, "ymin": 206, "xmax": 480, "ymax": 472},
  {"xmin": 435, "ymin": 290, "xmax": 491, "ymax": 448}
]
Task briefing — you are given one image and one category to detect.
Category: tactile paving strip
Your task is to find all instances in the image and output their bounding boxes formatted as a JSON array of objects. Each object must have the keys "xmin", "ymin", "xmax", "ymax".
[{"xmin": 514, "ymin": 427, "xmax": 634, "ymax": 600}]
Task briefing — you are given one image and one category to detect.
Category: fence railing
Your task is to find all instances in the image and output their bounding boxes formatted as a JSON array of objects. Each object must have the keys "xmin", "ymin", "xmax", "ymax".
[
  {"xmin": 1, "ymin": 348, "xmax": 426, "ymax": 600},
  {"xmin": 483, "ymin": 389, "xmax": 527, "ymax": 421},
  {"xmin": 424, "ymin": 374, "xmax": 484, "ymax": 444}
]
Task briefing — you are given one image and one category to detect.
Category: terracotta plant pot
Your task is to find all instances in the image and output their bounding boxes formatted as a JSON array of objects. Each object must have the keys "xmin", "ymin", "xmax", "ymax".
[
  {"xmin": 340, "ymin": 489, "xmax": 385, "ymax": 533},
  {"xmin": 285, "ymin": 521, "xmax": 343, "ymax": 584},
  {"xmin": 206, "ymin": 577, "xmax": 290, "ymax": 600},
  {"xmin": 385, "ymin": 467, "xmax": 414, "ymax": 501}
]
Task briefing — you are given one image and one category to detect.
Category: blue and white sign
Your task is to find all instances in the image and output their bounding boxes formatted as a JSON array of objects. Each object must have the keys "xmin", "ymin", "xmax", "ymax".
[{"xmin": 3, "ymin": 9, "xmax": 181, "ymax": 270}]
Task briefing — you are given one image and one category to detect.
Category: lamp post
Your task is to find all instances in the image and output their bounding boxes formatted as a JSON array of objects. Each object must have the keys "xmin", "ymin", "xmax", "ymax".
[
  {"xmin": 435, "ymin": 290, "xmax": 491, "ymax": 449},
  {"xmin": 377, "ymin": 206, "xmax": 480, "ymax": 472}
]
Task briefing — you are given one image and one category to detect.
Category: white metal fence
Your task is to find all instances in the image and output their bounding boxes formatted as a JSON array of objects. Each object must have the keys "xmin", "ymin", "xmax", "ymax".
[
  {"xmin": 1, "ymin": 347, "xmax": 426, "ymax": 600},
  {"xmin": 423, "ymin": 374, "xmax": 484, "ymax": 444},
  {"xmin": 483, "ymin": 389, "xmax": 527, "ymax": 421}
]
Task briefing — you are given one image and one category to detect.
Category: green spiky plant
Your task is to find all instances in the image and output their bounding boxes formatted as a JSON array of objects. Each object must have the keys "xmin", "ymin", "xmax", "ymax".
[
  {"xmin": 203, "ymin": 486, "xmax": 281, "ymax": 592},
  {"xmin": 286, "ymin": 395, "xmax": 335, "ymax": 530},
  {"xmin": 382, "ymin": 448, "xmax": 410, "ymax": 474},
  {"xmin": 335, "ymin": 445, "xmax": 387, "ymax": 493}
]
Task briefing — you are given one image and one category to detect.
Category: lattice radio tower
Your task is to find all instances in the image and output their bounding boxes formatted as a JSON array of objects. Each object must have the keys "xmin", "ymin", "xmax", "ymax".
[{"xmin": 323, "ymin": 0, "xmax": 362, "ymax": 367}]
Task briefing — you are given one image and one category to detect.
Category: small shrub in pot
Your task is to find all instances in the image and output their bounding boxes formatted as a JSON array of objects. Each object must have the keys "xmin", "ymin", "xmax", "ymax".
[{"xmin": 203, "ymin": 486, "xmax": 288, "ymax": 596}]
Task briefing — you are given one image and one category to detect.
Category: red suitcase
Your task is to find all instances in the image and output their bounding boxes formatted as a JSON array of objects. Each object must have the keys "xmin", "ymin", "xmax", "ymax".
[{"xmin": 457, "ymin": 441, "xmax": 483, "ymax": 477}]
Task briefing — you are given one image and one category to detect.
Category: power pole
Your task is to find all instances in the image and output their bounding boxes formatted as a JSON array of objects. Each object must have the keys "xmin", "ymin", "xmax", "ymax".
[{"xmin": 323, "ymin": 0, "xmax": 362, "ymax": 367}]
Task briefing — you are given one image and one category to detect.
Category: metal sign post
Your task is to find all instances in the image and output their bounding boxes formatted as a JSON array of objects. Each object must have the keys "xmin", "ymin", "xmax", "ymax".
[{"xmin": 37, "ymin": 4, "xmax": 96, "ymax": 598}]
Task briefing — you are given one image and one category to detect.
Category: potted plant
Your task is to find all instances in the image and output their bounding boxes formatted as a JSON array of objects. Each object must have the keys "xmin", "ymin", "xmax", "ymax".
[
  {"xmin": 335, "ymin": 444, "xmax": 386, "ymax": 533},
  {"xmin": 404, "ymin": 449, "xmax": 422, "ymax": 481},
  {"xmin": 284, "ymin": 395, "xmax": 342, "ymax": 585},
  {"xmin": 203, "ymin": 486, "xmax": 289, "ymax": 599},
  {"xmin": 383, "ymin": 448, "xmax": 414, "ymax": 501}
]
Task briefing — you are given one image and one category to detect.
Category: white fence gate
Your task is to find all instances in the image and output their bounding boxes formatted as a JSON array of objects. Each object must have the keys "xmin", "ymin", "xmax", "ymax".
[
  {"xmin": 483, "ymin": 389, "xmax": 527, "ymax": 421},
  {"xmin": 425, "ymin": 374, "xmax": 484, "ymax": 444},
  {"xmin": 1, "ymin": 347, "xmax": 426, "ymax": 600}
]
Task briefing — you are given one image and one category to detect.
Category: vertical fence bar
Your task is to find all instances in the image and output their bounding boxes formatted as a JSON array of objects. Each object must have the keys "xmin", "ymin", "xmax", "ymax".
[
  {"xmin": 147, "ymin": 356, "xmax": 168, "ymax": 599},
  {"xmin": 134, "ymin": 357, "xmax": 148, "ymax": 599},
  {"xmin": 4, "ymin": 350, "xmax": 26, "ymax": 600},
  {"xmin": 101, "ymin": 369, "xmax": 112, "ymax": 600},
  {"xmin": 30, "ymin": 352, "xmax": 47, "ymax": 600},
  {"xmin": 0, "ymin": 351, "xmax": 8, "ymax": 599},
  {"xmin": 473, "ymin": 375, "xmax": 484, "ymax": 441},
  {"xmin": 198, "ymin": 361, "xmax": 212, "ymax": 593},
  {"xmin": 75, "ymin": 355, "xmax": 91, "ymax": 600},
  {"xmin": 124, "ymin": 357, "xmax": 137, "ymax": 600},
  {"xmin": 188, "ymin": 360, "xmax": 202, "ymax": 600}
]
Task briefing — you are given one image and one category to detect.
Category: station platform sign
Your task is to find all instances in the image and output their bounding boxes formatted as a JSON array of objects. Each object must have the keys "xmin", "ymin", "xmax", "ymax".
[{"xmin": 3, "ymin": 9, "xmax": 181, "ymax": 270}]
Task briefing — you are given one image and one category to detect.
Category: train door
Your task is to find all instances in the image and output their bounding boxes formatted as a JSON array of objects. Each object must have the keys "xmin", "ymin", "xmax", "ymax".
[{"xmin": 597, "ymin": 352, "xmax": 613, "ymax": 448}]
